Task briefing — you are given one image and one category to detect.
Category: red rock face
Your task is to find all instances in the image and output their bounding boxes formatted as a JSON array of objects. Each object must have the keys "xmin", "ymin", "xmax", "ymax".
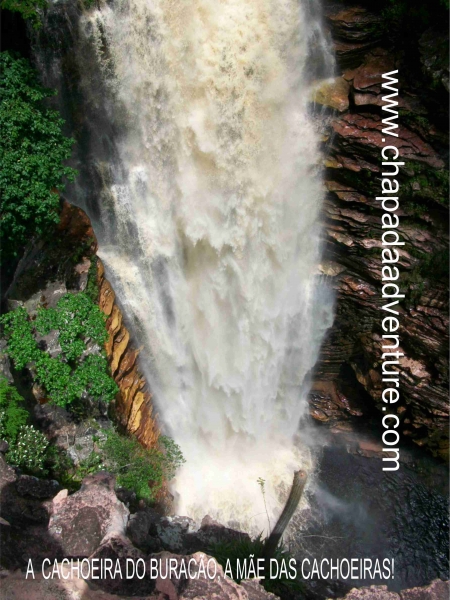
[
  {"xmin": 57, "ymin": 200, "xmax": 97, "ymax": 246},
  {"xmin": 312, "ymin": 2, "xmax": 449, "ymax": 459},
  {"xmin": 324, "ymin": 4, "xmax": 383, "ymax": 68},
  {"xmin": 97, "ymin": 259, "xmax": 160, "ymax": 451}
]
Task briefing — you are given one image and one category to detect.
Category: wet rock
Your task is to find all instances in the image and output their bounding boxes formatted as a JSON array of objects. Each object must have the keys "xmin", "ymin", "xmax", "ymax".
[
  {"xmin": 331, "ymin": 112, "xmax": 445, "ymax": 170},
  {"xmin": 48, "ymin": 472, "xmax": 129, "ymax": 558},
  {"xmin": 0, "ymin": 456, "xmax": 63, "ymax": 569},
  {"xmin": 57, "ymin": 200, "xmax": 96, "ymax": 244},
  {"xmin": 98, "ymin": 258, "xmax": 160, "ymax": 452},
  {"xmin": 0, "ymin": 570, "xmax": 118, "ymax": 600},
  {"xmin": 313, "ymin": 7, "xmax": 449, "ymax": 458},
  {"xmin": 308, "ymin": 381, "xmax": 363, "ymax": 426},
  {"xmin": 184, "ymin": 514, "xmax": 252, "ymax": 554},
  {"xmin": 324, "ymin": 5, "xmax": 383, "ymax": 68},
  {"xmin": 241, "ymin": 578, "xmax": 280, "ymax": 599},
  {"xmin": 312, "ymin": 77, "xmax": 350, "ymax": 112},
  {"xmin": 0, "ymin": 440, "xmax": 9, "ymax": 454}
]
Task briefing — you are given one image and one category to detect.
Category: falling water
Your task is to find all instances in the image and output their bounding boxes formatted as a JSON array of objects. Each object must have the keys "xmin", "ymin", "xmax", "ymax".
[{"xmin": 35, "ymin": 0, "xmax": 335, "ymax": 532}]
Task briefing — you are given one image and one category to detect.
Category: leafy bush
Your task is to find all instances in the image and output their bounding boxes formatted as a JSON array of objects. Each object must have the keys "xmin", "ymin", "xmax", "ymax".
[
  {"xmin": 0, "ymin": 377, "xmax": 50, "ymax": 473},
  {"xmin": 0, "ymin": 51, "xmax": 77, "ymax": 263},
  {"xmin": 0, "ymin": 0, "xmax": 48, "ymax": 28},
  {"xmin": 6, "ymin": 424, "xmax": 49, "ymax": 473},
  {"xmin": 101, "ymin": 429, "xmax": 185, "ymax": 501},
  {"xmin": 0, "ymin": 376, "xmax": 29, "ymax": 441},
  {"xmin": 0, "ymin": 293, "xmax": 118, "ymax": 408},
  {"xmin": 36, "ymin": 293, "xmax": 108, "ymax": 360},
  {"xmin": 76, "ymin": 451, "xmax": 105, "ymax": 480}
]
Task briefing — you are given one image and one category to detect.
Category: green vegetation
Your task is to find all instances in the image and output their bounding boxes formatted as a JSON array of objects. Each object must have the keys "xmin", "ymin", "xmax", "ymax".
[
  {"xmin": 0, "ymin": 377, "xmax": 49, "ymax": 473},
  {"xmin": 0, "ymin": 51, "xmax": 77, "ymax": 264},
  {"xmin": 406, "ymin": 163, "xmax": 449, "ymax": 207},
  {"xmin": 48, "ymin": 428, "xmax": 185, "ymax": 500},
  {"xmin": 6, "ymin": 424, "xmax": 49, "ymax": 472},
  {"xmin": 99, "ymin": 430, "xmax": 185, "ymax": 500},
  {"xmin": 85, "ymin": 256, "xmax": 99, "ymax": 303},
  {"xmin": 0, "ymin": 293, "xmax": 118, "ymax": 408},
  {"xmin": 210, "ymin": 534, "xmax": 304, "ymax": 599},
  {"xmin": 52, "ymin": 428, "xmax": 185, "ymax": 500},
  {"xmin": 0, "ymin": 376, "xmax": 28, "ymax": 440},
  {"xmin": 0, "ymin": 0, "xmax": 48, "ymax": 28},
  {"xmin": 0, "ymin": 377, "xmax": 184, "ymax": 499}
]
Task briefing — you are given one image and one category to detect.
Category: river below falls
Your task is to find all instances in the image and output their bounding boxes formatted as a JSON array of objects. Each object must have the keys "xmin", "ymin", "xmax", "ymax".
[{"xmin": 291, "ymin": 429, "xmax": 449, "ymax": 593}]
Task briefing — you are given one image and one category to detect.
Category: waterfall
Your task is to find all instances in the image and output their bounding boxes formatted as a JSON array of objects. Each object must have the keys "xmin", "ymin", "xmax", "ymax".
[{"xmin": 35, "ymin": 0, "xmax": 335, "ymax": 532}]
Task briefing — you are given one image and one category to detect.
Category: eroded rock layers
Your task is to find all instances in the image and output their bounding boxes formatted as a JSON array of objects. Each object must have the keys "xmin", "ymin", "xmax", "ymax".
[
  {"xmin": 310, "ymin": 1, "xmax": 449, "ymax": 459},
  {"xmin": 97, "ymin": 259, "xmax": 159, "ymax": 449}
]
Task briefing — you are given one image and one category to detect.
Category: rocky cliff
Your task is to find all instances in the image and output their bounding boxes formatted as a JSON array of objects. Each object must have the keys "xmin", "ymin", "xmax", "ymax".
[
  {"xmin": 97, "ymin": 258, "xmax": 159, "ymax": 450},
  {"xmin": 309, "ymin": 1, "xmax": 449, "ymax": 459},
  {"xmin": 3, "ymin": 200, "xmax": 160, "ymax": 451}
]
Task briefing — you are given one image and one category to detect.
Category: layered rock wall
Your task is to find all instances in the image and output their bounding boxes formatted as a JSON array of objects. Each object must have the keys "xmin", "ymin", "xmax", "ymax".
[
  {"xmin": 97, "ymin": 259, "xmax": 159, "ymax": 449},
  {"xmin": 310, "ymin": 1, "xmax": 449, "ymax": 459}
]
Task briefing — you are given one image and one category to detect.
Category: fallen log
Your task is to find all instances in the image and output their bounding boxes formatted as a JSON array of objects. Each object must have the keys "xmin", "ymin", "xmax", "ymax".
[{"xmin": 262, "ymin": 469, "xmax": 307, "ymax": 560}]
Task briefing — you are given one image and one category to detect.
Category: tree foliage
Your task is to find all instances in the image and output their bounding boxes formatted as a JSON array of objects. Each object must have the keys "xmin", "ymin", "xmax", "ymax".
[
  {"xmin": 0, "ymin": 0, "xmax": 48, "ymax": 28},
  {"xmin": 0, "ymin": 51, "xmax": 76, "ymax": 263},
  {"xmin": 0, "ymin": 294, "xmax": 118, "ymax": 408}
]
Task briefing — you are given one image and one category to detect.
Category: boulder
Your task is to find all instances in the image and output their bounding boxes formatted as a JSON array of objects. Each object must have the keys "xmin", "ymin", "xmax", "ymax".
[
  {"xmin": 401, "ymin": 580, "xmax": 449, "ymax": 600},
  {"xmin": 126, "ymin": 507, "xmax": 164, "ymax": 553},
  {"xmin": 0, "ymin": 553, "xmax": 280, "ymax": 599},
  {"xmin": 333, "ymin": 585, "xmax": 400, "ymax": 600},
  {"xmin": 48, "ymin": 472, "xmax": 129, "ymax": 557},
  {"xmin": 16, "ymin": 475, "xmax": 61, "ymax": 499},
  {"xmin": 67, "ymin": 434, "xmax": 95, "ymax": 465},
  {"xmin": 126, "ymin": 510, "xmax": 252, "ymax": 556},
  {"xmin": 311, "ymin": 77, "xmax": 350, "ymax": 112},
  {"xmin": 0, "ymin": 456, "xmax": 64, "ymax": 569},
  {"xmin": 184, "ymin": 514, "xmax": 252, "ymax": 554},
  {"xmin": 88, "ymin": 534, "xmax": 154, "ymax": 596},
  {"xmin": 0, "ymin": 455, "xmax": 51, "ymax": 526},
  {"xmin": 333, "ymin": 580, "xmax": 450, "ymax": 600},
  {"xmin": 151, "ymin": 552, "xmax": 278, "ymax": 600},
  {"xmin": 156, "ymin": 515, "xmax": 198, "ymax": 553}
]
